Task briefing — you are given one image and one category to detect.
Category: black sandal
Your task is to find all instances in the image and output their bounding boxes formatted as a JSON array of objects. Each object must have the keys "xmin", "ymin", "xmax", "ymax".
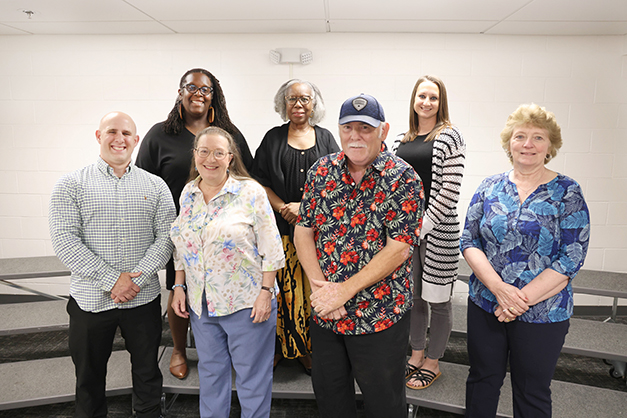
[
  {"xmin": 405, "ymin": 362, "xmax": 420, "ymax": 379},
  {"xmin": 406, "ymin": 368, "xmax": 441, "ymax": 390}
]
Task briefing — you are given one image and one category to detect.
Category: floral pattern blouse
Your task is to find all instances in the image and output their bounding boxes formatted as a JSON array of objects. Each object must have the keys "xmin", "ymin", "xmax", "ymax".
[
  {"xmin": 171, "ymin": 176, "xmax": 285, "ymax": 319},
  {"xmin": 460, "ymin": 172, "xmax": 590, "ymax": 323},
  {"xmin": 297, "ymin": 146, "xmax": 423, "ymax": 335}
]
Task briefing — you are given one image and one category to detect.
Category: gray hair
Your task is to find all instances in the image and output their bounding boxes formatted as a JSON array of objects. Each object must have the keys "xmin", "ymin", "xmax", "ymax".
[{"xmin": 273, "ymin": 79, "xmax": 326, "ymax": 126}]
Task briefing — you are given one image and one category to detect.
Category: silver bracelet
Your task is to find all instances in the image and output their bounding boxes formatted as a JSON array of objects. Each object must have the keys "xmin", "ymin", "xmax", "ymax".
[{"xmin": 172, "ymin": 284, "xmax": 186, "ymax": 291}]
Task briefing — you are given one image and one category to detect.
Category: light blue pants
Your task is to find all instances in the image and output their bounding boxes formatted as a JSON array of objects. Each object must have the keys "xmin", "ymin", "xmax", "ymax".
[{"xmin": 190, "ymin": 295, "xmax": 277, "ymax": 418}]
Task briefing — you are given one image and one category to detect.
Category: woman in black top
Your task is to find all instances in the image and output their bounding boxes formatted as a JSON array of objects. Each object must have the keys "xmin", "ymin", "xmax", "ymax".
[
  {"xmin": 136, "ymin": 68, "xmax": 252, "ymax": 380},
  {"xmin": 251, "ymin": 79, "xmax": 339, "ymax": 374}
]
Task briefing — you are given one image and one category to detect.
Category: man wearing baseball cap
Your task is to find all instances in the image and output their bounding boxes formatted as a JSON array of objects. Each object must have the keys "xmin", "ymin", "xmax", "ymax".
[{"xmin": 294, "ymin": 94, "xmax": 424, "ymax": 417}]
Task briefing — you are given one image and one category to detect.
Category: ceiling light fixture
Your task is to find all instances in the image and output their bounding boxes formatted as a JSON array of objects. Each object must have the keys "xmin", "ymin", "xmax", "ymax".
[{"xmin": 22, "ymin": 10, "xmax": 35, "ymax": 19}]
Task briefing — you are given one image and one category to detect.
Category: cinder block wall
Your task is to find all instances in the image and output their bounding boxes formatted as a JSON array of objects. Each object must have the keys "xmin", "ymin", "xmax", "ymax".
[{"xmin": 1, "ymin": 33, "xmax": 625, "ymax": 298}]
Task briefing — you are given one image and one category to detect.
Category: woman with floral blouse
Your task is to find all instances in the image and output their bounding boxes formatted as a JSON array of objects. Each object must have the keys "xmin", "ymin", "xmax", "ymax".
[
  {"xmin": 460, "ymin": 104, "xmax": 590, "ymax": 418},
  {"xmin": 170, "ymin": 127, "xmax": 285, "ymax": 418}
]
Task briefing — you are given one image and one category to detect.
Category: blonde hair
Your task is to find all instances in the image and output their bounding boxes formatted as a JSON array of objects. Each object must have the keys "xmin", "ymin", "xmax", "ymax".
[{"xmin": 500, "ymin": 103, "xmax": 563, "ymax": 164}]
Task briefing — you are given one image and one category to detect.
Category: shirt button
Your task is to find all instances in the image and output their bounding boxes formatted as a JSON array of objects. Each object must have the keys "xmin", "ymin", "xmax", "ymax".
[
  {"xmin": 300, "ymin": 169, "xmax": 304, "ymax": 172},
  {"xmin": 300, "ymin": 187, "xmax": 303, "ymax": 191},
  {"xmin": 301, "ymin": 151, "xmax": 305, "ymax": 155}
]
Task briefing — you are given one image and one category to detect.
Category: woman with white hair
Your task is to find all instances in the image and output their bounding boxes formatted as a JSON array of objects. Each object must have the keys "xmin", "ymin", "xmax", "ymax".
[{"xmin": 251, "ymin": 79, "xmax": 339, "ymax": 374}]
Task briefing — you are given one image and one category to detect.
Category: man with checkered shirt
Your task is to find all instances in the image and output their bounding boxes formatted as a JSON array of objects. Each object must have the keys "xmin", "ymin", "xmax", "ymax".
[{"xmin": 49, "ymin": 111, "xmax": 175, "ymax": 418}]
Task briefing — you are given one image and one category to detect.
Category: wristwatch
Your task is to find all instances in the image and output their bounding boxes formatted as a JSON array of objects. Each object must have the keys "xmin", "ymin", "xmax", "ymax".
[{"xmin": 261, "ymin": 285, "xmax": 276, "ymax": 297}]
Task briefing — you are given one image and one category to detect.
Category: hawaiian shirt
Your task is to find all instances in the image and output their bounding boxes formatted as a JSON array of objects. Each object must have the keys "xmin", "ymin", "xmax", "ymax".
[
  {"xmin": 171, "ymin": 176, "xmax": 285, "ymax": 319},
  {"xmin": 297, "ymin": 145, "xmax": 423, "ymax": 335},
  {"xmin": 460, "ymin": 171, "xmax": 590, "ymax": 323}
]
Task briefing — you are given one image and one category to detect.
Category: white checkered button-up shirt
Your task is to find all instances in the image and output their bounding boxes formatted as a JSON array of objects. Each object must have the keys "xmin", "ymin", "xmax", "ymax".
[{"xmin": 49, "ymin": 157, "xmax": 176, "ymax": 313}]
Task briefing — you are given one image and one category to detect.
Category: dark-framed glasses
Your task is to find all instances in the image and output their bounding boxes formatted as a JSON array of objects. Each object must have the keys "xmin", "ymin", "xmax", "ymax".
[
  {"xmin": 195, "ymin": 147, "xmax": 230, "ymax": 160},
  {"xmin": 286, "ymin": 96, "xmax": 312, "ymax": 106},
  {"xmin": 184, "ymin": 84, "xmax": 214, "ymax": 96}
]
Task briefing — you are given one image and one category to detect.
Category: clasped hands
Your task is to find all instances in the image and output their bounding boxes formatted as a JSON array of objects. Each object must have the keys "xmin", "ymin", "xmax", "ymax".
[
  {"xmin": 279, "ymin": 202, "xmax": 300, "ymax": 225},
  {"xmin": 110, "ymin": 272, "xmax": 141, "ymax": 304},
  {"xmin": 493, "ymin": 282, "xmax": 529, "ymax": 322},
  {"xmin": 310, "ymin": 278, "xmax": 350, "ymax": 320}
]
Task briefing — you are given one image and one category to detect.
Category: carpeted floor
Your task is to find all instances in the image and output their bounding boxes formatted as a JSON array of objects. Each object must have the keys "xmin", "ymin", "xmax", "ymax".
[{"xmin": 0, "ymin": 314, "xmax": 625, "ymax": 418}]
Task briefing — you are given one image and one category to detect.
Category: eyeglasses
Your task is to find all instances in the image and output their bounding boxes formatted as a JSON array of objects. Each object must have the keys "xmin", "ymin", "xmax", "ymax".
[
  {"xmin": 286, "ymin": 96, "xmax": 312, "ymax": 106},
  {"xmin": 183, "ymin": 84, "xmax": 214, "ymax": 96},
  {"xmin": 195, "ymin": 148, "xmax": 230, "ymax": 160}
]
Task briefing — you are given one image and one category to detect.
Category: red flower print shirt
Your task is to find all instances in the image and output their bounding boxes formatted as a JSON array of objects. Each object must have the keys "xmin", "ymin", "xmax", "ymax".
[{"xmin": 297, "ymin": 146, "xmax": 423, "ymax": 335}]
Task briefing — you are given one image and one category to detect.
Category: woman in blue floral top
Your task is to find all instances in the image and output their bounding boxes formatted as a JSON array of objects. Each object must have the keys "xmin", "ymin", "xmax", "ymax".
[
  {"xmin": 170, "ymin": 127, "xmax": 285, "ymax": 418},
  {"xmin": 460, "ymin": 104, "xmax": 590, "ymax": 418}
]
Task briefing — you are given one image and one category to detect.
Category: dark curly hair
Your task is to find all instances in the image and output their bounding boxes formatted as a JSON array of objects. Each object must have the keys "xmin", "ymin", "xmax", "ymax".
[{"xmin": 163, "ymin": 68, "xmax": 239, "ymax": 136}]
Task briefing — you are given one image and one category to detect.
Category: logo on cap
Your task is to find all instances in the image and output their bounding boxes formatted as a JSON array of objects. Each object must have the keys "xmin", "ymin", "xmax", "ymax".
[{"xmin": 352, "ymin": 97, "xmax": 367, "ymax": 111}]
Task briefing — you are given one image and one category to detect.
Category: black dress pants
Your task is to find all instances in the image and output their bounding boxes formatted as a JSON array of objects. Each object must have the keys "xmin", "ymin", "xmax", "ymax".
[
  {"xmin": 310, "ymin": 313, "xmax": 410, "ymax": 418},
  {"xmin": 67, "ymin": 296, "xmax": 162, "ymax": 418}
]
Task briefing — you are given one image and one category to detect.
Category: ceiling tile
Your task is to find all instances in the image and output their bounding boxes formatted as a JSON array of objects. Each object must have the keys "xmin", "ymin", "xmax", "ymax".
[
  {"xmin": 328, "ymin": 0, "xmax": 530, "ymax": 20},
  {"xmin": 163, "ymin": 19, "xmax": 327, "ymax": 34},
  {"xmin": 127, "ymin": 0, "xmax": 326, "ymax": 20},
  {"xmin": 329, "ymin": 19, "xmax": 498, "ymax": 34},
  {"xmin": 5, "ymin": 21, "xmax": 174, "ymax": 35},
  {"xmin": 487, "ymin": 21, "xmax": 627, "ymax": 36},
  {"xmin": 510, "ymin": 0, "xmax": 627, "ymax": 21}
]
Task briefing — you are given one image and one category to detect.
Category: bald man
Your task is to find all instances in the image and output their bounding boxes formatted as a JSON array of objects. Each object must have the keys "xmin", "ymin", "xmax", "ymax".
[{"xmin": 49, "ymin": 112, "xmax": 176, "ymax": 418}]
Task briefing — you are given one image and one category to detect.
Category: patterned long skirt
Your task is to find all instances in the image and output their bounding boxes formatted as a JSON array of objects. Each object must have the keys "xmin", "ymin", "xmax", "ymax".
[{"xmin": 276, "ymin": 235, "xmax": 312, "ymax": 359}]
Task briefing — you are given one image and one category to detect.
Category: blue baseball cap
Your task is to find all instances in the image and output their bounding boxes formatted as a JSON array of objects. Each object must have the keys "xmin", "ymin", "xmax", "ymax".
[{"xmin": 339, "ymin": 93, "xmax": 385, "ymax": 128}]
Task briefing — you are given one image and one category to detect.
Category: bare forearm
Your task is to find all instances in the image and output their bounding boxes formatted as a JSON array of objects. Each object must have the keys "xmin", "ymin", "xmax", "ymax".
[
  {"xmin": 263, "ymin": 186, "xmax": 285, "ymax": 213},
  {"xmin": 521, "ymin": 269, "xmax": 569, "ymax": 306},
  {"xmin": 262, "ymin": 270, "xmax": 278, "ymax": 288}
]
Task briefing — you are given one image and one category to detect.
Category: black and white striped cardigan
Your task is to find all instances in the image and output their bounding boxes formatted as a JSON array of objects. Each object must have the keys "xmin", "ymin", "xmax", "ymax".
[{"xmin": 392, "ymin": 126, "xmax": 466, "ymax": 303}]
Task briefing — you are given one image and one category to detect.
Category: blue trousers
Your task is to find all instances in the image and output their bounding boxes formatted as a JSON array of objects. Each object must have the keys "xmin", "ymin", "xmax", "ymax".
[
  {"xmin": 310, "ymin": 313, "xmax": 410, "ymax": 418},
  {"xmin": 67, "ymin": 296, "xmax": 162, "ymax": 418},
  {"xmin": 190, "ymin": 296, "xmax": 277, "ymax": 418},
  {"xmin": 465, "ymin": 300, "xmax": 569, "ymax": 418}
]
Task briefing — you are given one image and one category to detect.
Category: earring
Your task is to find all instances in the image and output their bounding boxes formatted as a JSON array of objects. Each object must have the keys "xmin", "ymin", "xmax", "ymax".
[
  {"xmin": 310, "ymin": 111, "xmax": 314, "ymax": 118},
  {"xmin": 178, "ymin": 102, "xmax": 183, "ymax": 120},
  {"xmin": 207, "ymin": 107, "xmax": 215, "ymax": 124},
  {"xmin": 194, "ymin": 166, "xmax": 198, "ymax": 172}
]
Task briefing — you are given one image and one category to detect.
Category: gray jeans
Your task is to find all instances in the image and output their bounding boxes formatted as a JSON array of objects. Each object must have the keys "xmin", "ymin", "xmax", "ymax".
[{"xmin": 410, "ymin": 239, "xmax": 453, "ymax": 360}]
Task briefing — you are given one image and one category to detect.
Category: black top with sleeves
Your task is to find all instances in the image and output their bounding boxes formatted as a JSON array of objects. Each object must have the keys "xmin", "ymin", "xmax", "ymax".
[{"xmin": 251, "ymin": 123, "xmax": 339, "ymax": 235}]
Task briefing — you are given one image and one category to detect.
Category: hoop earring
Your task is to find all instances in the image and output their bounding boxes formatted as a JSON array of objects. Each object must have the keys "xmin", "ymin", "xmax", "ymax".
[
  {"xmin": 178, "ymin": 102, "xmax": 184, "ymax": 120},
  {"xmin": 207, "ymin": 107, "xmax": 215, "ymax": 124}
]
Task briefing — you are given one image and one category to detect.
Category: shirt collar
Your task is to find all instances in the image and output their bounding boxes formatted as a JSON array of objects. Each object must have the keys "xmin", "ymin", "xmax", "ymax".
[
  {"xmin": 190, "ymin": 175, "xmax": 243, "ymax": 200},
  {"xmin": 97, "ymin": 156, "xmax": 133, "ymax": 177},
  {"xmin": 337, "ymin": 142, "xmax": 389, "ymax": 174}
]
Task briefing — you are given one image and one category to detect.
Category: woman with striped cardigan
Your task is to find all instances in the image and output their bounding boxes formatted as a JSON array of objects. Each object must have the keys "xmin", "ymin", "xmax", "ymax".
[{"xmin": 393, "ymin": 75, "xmax": 466, "ymax": 390}]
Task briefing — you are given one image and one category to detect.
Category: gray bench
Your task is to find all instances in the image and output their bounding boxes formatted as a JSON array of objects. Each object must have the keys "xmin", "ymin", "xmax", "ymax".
[
  {"xmin": 451, "ymin": 304, "xmax": 627, "ymax": 363},
  {"xmin": 0, "ymin": 350, "xmax": 133, "ymax": 411}
]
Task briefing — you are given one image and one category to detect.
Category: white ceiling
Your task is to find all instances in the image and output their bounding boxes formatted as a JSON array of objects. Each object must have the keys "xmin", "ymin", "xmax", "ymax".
[{"xmin": 1, "ymin": 0, "xmax": 627, "ymax": 36}]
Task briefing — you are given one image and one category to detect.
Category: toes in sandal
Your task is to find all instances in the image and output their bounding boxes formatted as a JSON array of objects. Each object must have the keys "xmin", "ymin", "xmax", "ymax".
[
  {"xmin": 406, "ymin": 368, "xmax": 441, "ymax": 390},
  {"xmin": 405, "ymin": 362, "xmax": 420, "ymax": 379}
]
